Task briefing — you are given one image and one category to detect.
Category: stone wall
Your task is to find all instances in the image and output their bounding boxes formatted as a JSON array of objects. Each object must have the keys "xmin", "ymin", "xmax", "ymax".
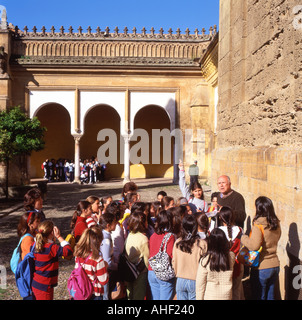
[{"xmin": 213, "ymin": 0, "xmax": 302, "ymax": 299}]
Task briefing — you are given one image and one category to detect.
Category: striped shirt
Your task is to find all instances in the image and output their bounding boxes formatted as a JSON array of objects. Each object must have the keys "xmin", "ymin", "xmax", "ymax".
[
  {"xmin": 32, "ymin": 241, "xmax": 73, "ymax": 292},
  {"xmin": 75, "ymin": 255, "xmax": 108, "ymax": 296}
]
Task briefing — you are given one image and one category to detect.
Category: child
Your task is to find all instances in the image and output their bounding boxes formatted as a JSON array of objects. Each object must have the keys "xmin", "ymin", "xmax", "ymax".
[
  {"xmin": 196, "ymin": 212, "xmax": 209, "ymax": 240},
  {"xmin": 218, "ymin": 206, "xmax": 244, "ymax": 300},
  {"xmin": 17, "ymin": 211, "xmax": 41, "ymax": 260},
  {"xmin": 148, "ymin": 210, "xmax": 176, "ymax": 300},
  {"xmin": 86, "ymin": 196, "xmax": 102, "ymax": 227},
  {"xmin": 178, "ymin": 160, "xmax": 208, "ymax": 213},
  {"xmin": 206, "ymin": 192, "xmax": 220, "ymax": 231},
  {"xmin": 100, "ymin": 195, "xmax": 113, "ymax": 214},
  {"xmin": 196, "ymin": 228, "xmax": 235, "ymax": 300},
  {"xmin": 150, "ymin": 201, "xmax": 162, "ymax": 224},
  {"xmin": 99, "ymin": 212, "xmax": 118, "ymax": 300},
  {"xmin": 73, "ymin": 226, "xmax": 109, "ymax": 300},
  {"xmin": 32, "ymin": 220, "xmax": 73, "ymax": 300},
  {"xmin": 125, "ymin": 211, "xmax": 149, "ymax": 300},
  {"xmin": 23, "ymin": 187, "xmax": 46, "ymax": 221},
  {"xmin": 161, "ymin": 196, "xmax": 175, "ymax": 210},
  {"xmin": 70, "ymin": 201, "xmax": 93, "ymax": 242},
  {"xmin": 121, "ymin": 181, "xmax": 139, "ymax": 202},
  {"xmin": 172, "ymin": 214, "xmax": 207, "ymax": 300},
  {"xmin": 119, "ymin": 192, "xmax": 138, "ymax": 239},
  {"xmin": 157, "ymin": 190, "xmax": 167, "ymax": 202}
]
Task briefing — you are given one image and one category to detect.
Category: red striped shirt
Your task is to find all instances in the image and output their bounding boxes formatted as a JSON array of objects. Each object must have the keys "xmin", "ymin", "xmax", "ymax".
[
  {"xmin": 75, "ymin": 255, "xmax": 108, "ymax": 296},
  {"xmin": 32, "ymin": 242, "xmax": 73, "ymax": 292}
]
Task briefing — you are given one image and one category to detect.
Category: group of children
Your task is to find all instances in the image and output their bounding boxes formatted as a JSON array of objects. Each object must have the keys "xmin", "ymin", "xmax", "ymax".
[
  {"xmin": 42, "ymin": 156, "xmax": 106, "ymax": 184},
  {"xmin": 13, "ymin": 166, "xmax": 281, "ymax": 300}
]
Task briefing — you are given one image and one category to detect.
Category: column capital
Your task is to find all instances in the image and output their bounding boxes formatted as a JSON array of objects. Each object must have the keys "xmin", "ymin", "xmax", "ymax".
[
  {"xmin": 73, "ymin": 134, "xmax": 83, "ymax": 142},
  {"xmin": 121, "ymin": 132, "xmax": 133, "ymax": 141}
]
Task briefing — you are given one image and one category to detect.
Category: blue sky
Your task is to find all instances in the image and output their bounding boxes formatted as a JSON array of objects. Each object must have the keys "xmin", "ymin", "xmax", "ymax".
[{"xmin": 0, "ymin": 0, "xmax": 219, "ymax": 35}]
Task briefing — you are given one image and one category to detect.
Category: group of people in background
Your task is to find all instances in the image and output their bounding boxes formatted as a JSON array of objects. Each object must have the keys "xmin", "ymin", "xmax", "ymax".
[
  {"xmin": 14, "ymin": 161, "xmax": 281, "ymax": 300},
  {"xmin": 42, "ymin": 156, "xmax": 106, "ymax": 184}
]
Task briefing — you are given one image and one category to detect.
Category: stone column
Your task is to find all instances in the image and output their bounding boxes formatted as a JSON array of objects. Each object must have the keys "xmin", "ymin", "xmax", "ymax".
[
  {"xmin": 73, "ymin": 134, "xmax": 82, "ymax": 183},
  {"xmin": 122, "ymin": 133, "xmax": 131, "ymax": 184}
]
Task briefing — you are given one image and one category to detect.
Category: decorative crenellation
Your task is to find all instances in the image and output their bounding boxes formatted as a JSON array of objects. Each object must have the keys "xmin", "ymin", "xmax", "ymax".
[{"xmin": 9, "ymin": 25, "xmax": 217, "ymax": 42}]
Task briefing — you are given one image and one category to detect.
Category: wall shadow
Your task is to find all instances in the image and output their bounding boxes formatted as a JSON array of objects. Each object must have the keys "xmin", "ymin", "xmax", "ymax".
[{"xmin": 285, "ymin": 222, "xmax": 302, "ymax": 300}]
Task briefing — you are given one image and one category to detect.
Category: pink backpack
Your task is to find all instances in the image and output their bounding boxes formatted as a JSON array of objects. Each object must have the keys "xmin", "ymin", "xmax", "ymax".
[{"xmin": 68, "ymin": 255, "xmax": 94, "ymax": 300}]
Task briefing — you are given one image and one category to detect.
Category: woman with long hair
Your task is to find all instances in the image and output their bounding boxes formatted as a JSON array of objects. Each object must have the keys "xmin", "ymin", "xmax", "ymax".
[
  {"xmin": 124, "ymin": 211, "xmax": 149, "ymax": 300},
  {"xmin": 172, "ymin": 214, "xmax": 207, "ymax": 300},
  {"xmin": 218, "ymin": 206, "xmax": 244, "ymax": 300},
  {"xmin": 70, "ymin": 201, "xmax": 93, "ymax": 243},
  {"xmin": 73, "ymin": 226, "xmax": 109, "ymax": 300},
  {"xmin": 196, "ymin": 228, "xmax": 235, "ymax": 300},
  {"xmin": 241, "ymin": 196, "xmax": 281, "ymax": 300},
  {"xmin": 148, "ymin": 210, "xmax": 176, "ymax": 300}
]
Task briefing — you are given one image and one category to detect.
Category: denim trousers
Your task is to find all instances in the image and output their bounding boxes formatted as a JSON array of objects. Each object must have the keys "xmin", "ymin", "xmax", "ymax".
[
  {"xmin": 176, "ymin": 277, "xmax": 196, "ymax": 300},
  {"xmin": 148, "ymin": 270, "xmax": 176, "ymax": 300},
  {"xmin": 250, "ymin": 267, "xmax": 280, "ymax": 300}
]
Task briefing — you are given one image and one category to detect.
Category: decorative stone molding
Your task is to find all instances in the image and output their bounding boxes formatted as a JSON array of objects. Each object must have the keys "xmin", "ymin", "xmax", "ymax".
[
  {"xmin": 9, "ymin": 25, "xmax": 217, "ymax": 67},
  {"xmin": 10, "ymin": 25, "xmax": 217, "ymax": 42}
]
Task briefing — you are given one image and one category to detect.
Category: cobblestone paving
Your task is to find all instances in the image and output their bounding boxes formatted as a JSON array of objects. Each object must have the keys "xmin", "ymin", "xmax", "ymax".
[{"xmin": 0, "ymin": 178, "xmax": 213, "ymax": 300}]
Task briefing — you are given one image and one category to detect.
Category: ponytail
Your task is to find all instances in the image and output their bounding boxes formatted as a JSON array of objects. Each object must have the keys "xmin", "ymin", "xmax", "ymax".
[
  {"xmin": 70, "ymin": 200, "xmax": 91, "ymax": 231},
  {"xmin": 35, "ymin": 220, "xmax": 54, "ymax": 253},
  {"xmin": 218, "ymin": 206, "xmax": 234, "ymax": 245}
]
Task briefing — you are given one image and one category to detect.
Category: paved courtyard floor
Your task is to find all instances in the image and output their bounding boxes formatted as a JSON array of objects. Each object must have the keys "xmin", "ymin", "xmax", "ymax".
[{"xmin": 0, "ymin": 178, "xmax": 252, "ymax": 300}]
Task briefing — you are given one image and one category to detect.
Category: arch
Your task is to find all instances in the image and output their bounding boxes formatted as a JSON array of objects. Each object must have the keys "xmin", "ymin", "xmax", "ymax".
[
  {"xmin": 129, "ymin": 91, "xmax": 176, "ymax": 133},
  {"xmin": 131, "ymin": 104, "xmax": 174, "ymax": 178},
  {"xmin": 80, "ymin": 91, "xmax": 125, "ymax": 135},
  {"xmin": 81, "ymin": 104, "xmax": 123, "ymax": 179},
  {"xmin": 30, "ymin": 103, "xmax": 74, "ymax": 179},
  {"xmin": 30, "ymin": 90, "xmax": 75, "ymax": 134}
]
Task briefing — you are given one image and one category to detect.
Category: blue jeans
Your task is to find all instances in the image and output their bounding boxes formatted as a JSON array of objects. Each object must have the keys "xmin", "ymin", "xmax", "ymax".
[
  {"xmin": 148, "ymin": 270, "xmax": 175, "ymax": 300},
  {"xmin": 250, "ymin": 267, "xmax": 280, "ymax": 300},
  {"xmin": 176, "ymin": 278, "xmax": 196, "ymax": 300}
]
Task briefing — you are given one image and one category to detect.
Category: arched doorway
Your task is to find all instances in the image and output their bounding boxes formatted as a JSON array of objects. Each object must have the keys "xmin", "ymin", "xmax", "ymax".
[
  {"xmin": 30, "ymin": 103, "xmax": 74, "ymax": 178},
  {"xmin": 81, "ymin": 104, "xmax": 123, "ymax": 179},
  {"xmin": 131, "ymin": 105, "xmax": 174, "ymax": 178}
]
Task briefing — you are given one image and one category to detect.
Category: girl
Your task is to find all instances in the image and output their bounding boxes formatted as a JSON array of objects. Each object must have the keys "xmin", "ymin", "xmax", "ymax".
[
  {"xmin": 148, "ymin": 210, "xmax": 176, "ymax": 300},
  {"xmin": 105, "ymin": 202, "xmax": 125, "ymax": 265},
  {"xmin": 125, "ymin": 211, "xmax": 149, "ymax": 300},
  {"xmin": 17, "ymin": 211, "xmax": 41, "ymax": 261},
  {"xmin": 131, "ymin": 202, "xmax": 155, "ymax": 239},
  {"xmin": 172, "ymin": 214, "xmax": 207, "ymax": 300},
  {"xmin": 23, "ymin": 188, "xmax": 46, "ymax": 221},
  {"xmin": 241, "ymin": 196, "xmax": 281, "ymax": 300},
  {"xmin": 73, "ymin": 226, "xmax": 109, "ymax": 300},
  {"xmin": 161, "ymin": 196, "xmax": 175, "ymax": 210},
  {"xmin": 167, "ymin": 206, "xmax": 184, "ymax": 239},
  {"xmin": 218, "ymin": 206, "xmax": 244, "ymax": 300},
  {"xmin": 32, "ymin": 220, "xmax": 73, "ymax": 300},
  {"xmin": 100, "ymin": 196, "xmax": 113, "ymax": 214},
  {"xmin": 178, "ymin": 160, "xmax": 208, "ymax": 213},
  {"xmin": 70, "ymin": 201, "xmax": 93, "ymax": 243},
  {"xmin": 150, "ymin": 201, "xmax": 162, "ymax": 224},
  {"xmin": 119, "ymin": 192, "xmax": 138, "ymax": 238},
  {"xmin": 86, "ymin": 196, "xmax": 101, "ymax": 227},
  {"xmin": 196, "ymin": 212, "xmax": 209, "ymax": 240},
  {"xmin": 121, "ymin": 181, "xmax": 139, "ymax": 202},
  {"xmin": 99, "ymin": 212, "xmax": 118, "ymax": 300},
  {"xmin": 196, "ymin": 228, "xmax": 235, "ymax": 300}
]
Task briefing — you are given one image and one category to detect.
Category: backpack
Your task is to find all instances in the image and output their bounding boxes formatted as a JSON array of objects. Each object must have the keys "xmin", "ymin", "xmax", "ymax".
[
  {"xmin": 67, "ymin": 255, "xmax": 94, "ymax": 300},
  {"xmin": 118, "ymin": 248, "xmax": 146, "ymax": 282},
  {"xmin": 15, "ymin": 243, "xmax": 36, "ymax": 298},
  {"xmin": 10, "ymin": 233, "xmax": 33, "ymax": 274},
  {"xmin": 148, "ymin": 233, "xmax": 176, "ymax": 281}
]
